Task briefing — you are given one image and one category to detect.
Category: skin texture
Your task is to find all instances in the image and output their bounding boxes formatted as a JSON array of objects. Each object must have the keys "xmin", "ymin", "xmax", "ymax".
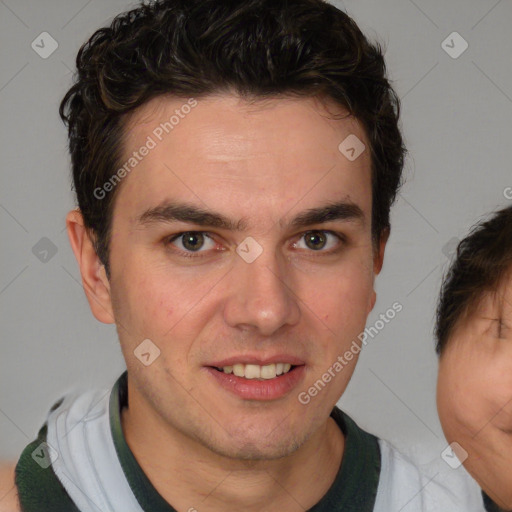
[
  {"xmin": 65, "ymin": 93, "xmax": 387, "ymax": 512},
  {"xmin": 0, "ymin": 463, "xmax": 19, "ymax": 512},
  {"xmin": 437, "ymin": 272, "xmax": 512, "ymax": 510}
]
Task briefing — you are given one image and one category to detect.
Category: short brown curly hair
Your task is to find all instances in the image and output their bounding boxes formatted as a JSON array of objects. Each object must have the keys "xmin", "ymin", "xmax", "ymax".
[{"xmin": 59, "ymin": 0, "xmax": 406, "ymax": 278}]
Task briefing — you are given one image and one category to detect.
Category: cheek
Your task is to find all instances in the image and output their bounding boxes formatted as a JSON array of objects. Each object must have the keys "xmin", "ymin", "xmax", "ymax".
[
  {"xmin": 438, "ymin": 353, "xmax": 512, "ymax": 438},
  {"xmin": 438, "ymin": 356, "xmax": 485, "ymax": 437},
  {"xmin": 464, "ymin": 365, "xmax": 512, "ymax": 433},
  {"xmin": 486, "ymin": 366, "xmax": 512, "ymax": 432},
  {"xmin": 301, "ymin": 265, "xmax": 374, "ymax": 352},
  {"xmin": 110, "ymin": 261, "xmax": 181, "ymax": 340},
  {"xmin": 326, "ymin": 264, "xmax": 374, "ymax": 320}
]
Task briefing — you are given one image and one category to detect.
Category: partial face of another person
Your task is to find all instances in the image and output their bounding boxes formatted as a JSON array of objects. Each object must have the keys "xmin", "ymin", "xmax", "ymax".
[
  {"xmin": 82, "ymin": 93, "xmax": 386, "ymax": 461},
  {"xmin": 438, "ymin": 271, "xmax": 512, "ymax": 508}
]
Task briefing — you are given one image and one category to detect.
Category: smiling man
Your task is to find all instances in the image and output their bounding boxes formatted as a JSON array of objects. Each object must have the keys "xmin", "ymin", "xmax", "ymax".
[{"xmin": 0, "ymin": 0, "xmax": 484, "ymax": 511}]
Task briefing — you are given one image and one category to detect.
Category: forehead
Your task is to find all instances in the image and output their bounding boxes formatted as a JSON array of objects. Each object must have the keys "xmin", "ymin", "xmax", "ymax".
[
  {"xmin": 474, "ymin": 272, "xmax": 512, "ymax": 317},
  {"xmin": 450, "ymin": 271, "xmax": 512, "ymax": 342},
  {"xmin": 495, "ymin": 270, "xmax": 512, "ymax": 318},
  {"xmin": 115, "ymin": 93, "xmax": 373, "ymax": 230}
]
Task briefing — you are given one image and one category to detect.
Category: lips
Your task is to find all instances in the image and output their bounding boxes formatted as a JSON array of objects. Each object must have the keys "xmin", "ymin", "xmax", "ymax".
[
  {"xmin": 206, "ymin": 364, "xmax": 306, "ymax": 400},
  {"xmin": 205, "ymin": 354, "xmax": 306, "ymax": 400},
  {"xmin": 207, "ymin": 356, "xmax": 305, "ymax": 381}
]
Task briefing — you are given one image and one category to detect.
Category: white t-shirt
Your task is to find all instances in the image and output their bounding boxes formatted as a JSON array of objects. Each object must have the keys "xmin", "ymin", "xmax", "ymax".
[{"xmin": 375, "ymin": 438, "xmax": 485, "ymax": 511}]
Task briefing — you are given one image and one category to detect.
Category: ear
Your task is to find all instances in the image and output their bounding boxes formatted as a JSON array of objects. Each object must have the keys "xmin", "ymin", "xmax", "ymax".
[
  {"xmin": 66, "ymin": 208, "xmax": 115, "ymax": 324},
  {"xmin": 373, "ymin": 227, "xmax": 389, "ymax": 275},
  {"xmin": 368, "ymin": 227, "xmax": 390, "ymax": 313}
]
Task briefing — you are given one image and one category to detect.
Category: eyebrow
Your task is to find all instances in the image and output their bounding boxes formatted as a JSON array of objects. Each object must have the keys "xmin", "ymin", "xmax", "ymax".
[{"xmin": 134, "ymin": 199, "xmax": 365, "ymax": 231}]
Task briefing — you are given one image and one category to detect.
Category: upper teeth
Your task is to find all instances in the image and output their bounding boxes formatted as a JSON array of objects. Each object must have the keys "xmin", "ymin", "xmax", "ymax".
[{"xmin": 221, "ymin": 363, "xmax": 292, "ymax": 379}]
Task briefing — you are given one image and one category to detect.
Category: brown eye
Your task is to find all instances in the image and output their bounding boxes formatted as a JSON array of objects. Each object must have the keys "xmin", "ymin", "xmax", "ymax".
[
  {"xmin": 181, "ymin": 232, "xmax": 205, "ymax": 251},
  {"xmin": 292, "ymin": 230, "xmax": 344, "ymax": 254},
  {"xmin": 168, "ymin": 231, "xmax": 216, "ymax": 254},
  {"xmin": 304, "ymin": 231, "xmax": 328, "ymax": 250}
]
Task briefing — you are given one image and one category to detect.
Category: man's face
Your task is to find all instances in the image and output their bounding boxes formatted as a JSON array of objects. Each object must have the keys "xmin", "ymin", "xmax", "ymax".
[
  {"xmin": 97, "ymin": 93, "xmax": 383, "ymax": 460},
  {"xmin": 437, "ymin": 274, "xmax": 512, "ymax": 508}
]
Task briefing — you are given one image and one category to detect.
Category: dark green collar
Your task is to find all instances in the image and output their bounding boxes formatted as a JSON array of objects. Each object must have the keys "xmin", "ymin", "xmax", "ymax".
[
  {"xmin": 110, "ymin": 371, "xmax": 381, "ymax": 512},
  {"xmin": 483, "ymin": 492, "xmax": 508, "ymax": 512}
]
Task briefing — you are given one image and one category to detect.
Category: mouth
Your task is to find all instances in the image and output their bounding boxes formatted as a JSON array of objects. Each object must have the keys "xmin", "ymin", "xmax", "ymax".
[
  {"xmin": 212, "ymin": 363, "xmax": 296, "ymax": 380},
  {"xmin": 205, "ymin": 358, "xmax": 306, "ymax": 400}
]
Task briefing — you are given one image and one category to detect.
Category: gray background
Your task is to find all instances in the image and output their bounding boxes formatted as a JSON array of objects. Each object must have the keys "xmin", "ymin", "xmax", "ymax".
[{"xmin": 1, "ymin": 0, "xmax": 511, "ymax": 462}]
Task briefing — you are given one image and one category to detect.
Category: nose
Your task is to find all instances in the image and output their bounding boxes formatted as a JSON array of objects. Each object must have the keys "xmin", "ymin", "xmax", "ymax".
[{"xmin": 223, "ymin": 245, "xmax": 301, "ymax": 336}]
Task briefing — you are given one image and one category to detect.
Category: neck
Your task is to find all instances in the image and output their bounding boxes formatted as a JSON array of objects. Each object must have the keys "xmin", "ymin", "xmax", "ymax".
[{"xmin": 121, "ymin": 401, "xmax": 344, "ymax": 512}]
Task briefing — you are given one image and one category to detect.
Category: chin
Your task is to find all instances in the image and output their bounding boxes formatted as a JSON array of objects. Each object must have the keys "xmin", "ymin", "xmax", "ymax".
[
  {"xmin": 201, "ymin": 425, "xmax": 309, "ymax": 461},
  {"xmin": 211, "ymin": 438, "xmax": 302, "ymax": 461}
]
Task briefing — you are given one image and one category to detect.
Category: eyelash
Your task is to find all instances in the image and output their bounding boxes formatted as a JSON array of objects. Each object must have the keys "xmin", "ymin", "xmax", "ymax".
[{"xmin": 165, "ymin": 230, "xmax": 346, "ymax": 259}]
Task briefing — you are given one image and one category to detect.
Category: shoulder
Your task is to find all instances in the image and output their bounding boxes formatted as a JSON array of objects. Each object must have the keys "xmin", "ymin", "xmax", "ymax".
[
  {"xmin": 376, "ymin": 438, "xmax": 486, "ymax": 512},
  {"xmin": 0, "ymin": 462, "xmax": 21, "ymax": 512}
]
